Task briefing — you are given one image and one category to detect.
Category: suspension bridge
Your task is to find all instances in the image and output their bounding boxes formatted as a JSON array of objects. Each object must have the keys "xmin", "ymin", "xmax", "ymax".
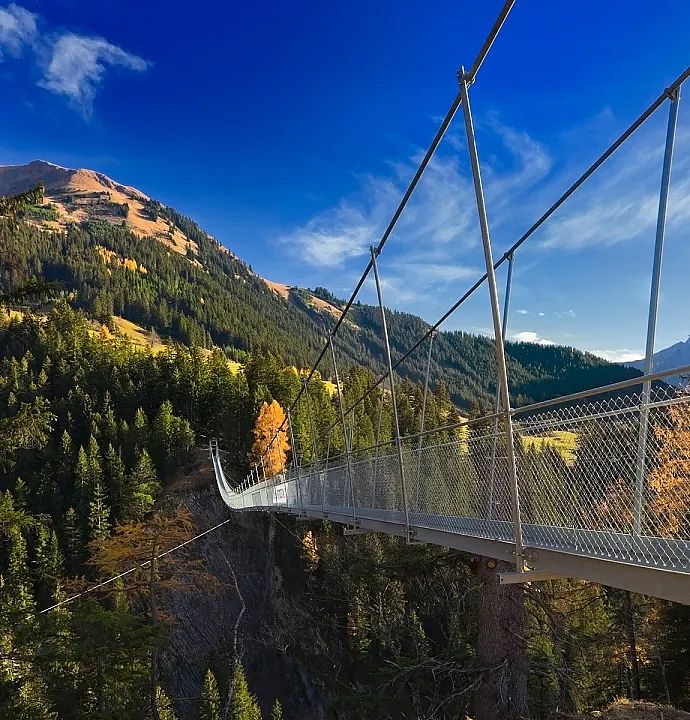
[{"xmin": 210, "ymin": 1, "xmax": 690, "ymax": 605}]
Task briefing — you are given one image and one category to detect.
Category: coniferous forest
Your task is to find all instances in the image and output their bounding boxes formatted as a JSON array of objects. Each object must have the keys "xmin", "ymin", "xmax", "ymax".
[{"xmin": 1, "ymin": 192, "xmax": 689, "ymax": 720}]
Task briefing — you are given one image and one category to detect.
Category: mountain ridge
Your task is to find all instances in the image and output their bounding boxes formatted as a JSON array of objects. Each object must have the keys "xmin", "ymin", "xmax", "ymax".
[
  {"xmin": 626, "ymin": 336, "xmax": 690, "ymax": 385},
  {"xmin": 0, "ymin": 159, "xmax": 196, "ymax": 255},
  {"xmin": 0, "ymin": 159, "xmax": 643, "ymax": 410}
]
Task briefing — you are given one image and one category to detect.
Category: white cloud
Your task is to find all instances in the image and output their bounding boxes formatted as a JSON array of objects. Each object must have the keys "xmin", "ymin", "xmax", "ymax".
[
  {"xmin": 516, "ymin": 309, "xmax": 529, "ymax": 315},
  {"xmin": 511, "ymin": 330, "xmax": 556, "ymax": 346},
  {"xmin": 281, "ymin": 120, "xmax": 550, "ymax": 277},
  {"xmin": 555, "ymin": 309, "xmax": 576, "ymax": 318},
  {"xmin": 537, "ymin": 125, "xmax": 690, "ymax": 251},
  {"xmin": 0, "ymin": 3, "xmax": 36, "ymax": 59},
  {"xmin": 538, "ymin": 312, "xmax": 545, "ymax": 316},
  {"xmin": 484, "ymin": 116, "xmax": 552, "ymax": 207},
  {"xmin": 0, "ymin": 4, "xmax": 150, "ymax": 116},
  {"xmin": 590, "ymin": 348, "xmax": 643, "ymax": 363},
  {"xmin": 39, "ymin": 34, "xmax": 149, "ymax": 116}
]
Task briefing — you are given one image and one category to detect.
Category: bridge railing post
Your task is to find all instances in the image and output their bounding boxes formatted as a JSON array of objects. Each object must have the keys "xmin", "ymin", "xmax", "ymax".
[
  {"xmin": 370, "ymin": 245, "xmax": 412, "ymax": 541},
  {"xmin": 305, "ymin": 378, "xmax": 320, "ymax": 472},
  {"xmin": 416, "ymin": 330, "xmax": 435, "ymax": 513},
  {"xmin": 459, "ymin": 68, "xmax": 524, "ymax": 570},
  {"xmin": 322, "ymin": 428, "xmax": 332, "ymax": 516},
  {"xmin": 634, "ymin": 86, "xmax": 681, "ymax": 535},
  {"xmin": 329, "ymin": 336, "xmax": 357, "ymax": 523},
  {"xmin": 489, "ymin": 252, "xmax": 514, "ymax": 520},
  {"xmin": 372, "ymin": 391, "xmax": 385, "ymax": 509},
  {"xmin": 287, "ymin": 407, "xmax": 305, "ymax": 514}
]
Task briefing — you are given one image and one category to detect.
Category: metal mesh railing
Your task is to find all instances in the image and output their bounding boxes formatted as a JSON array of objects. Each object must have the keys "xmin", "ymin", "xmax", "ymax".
[
  {"xmin": 513, "ymin": 383, "xmax": 690, "ymax": 571},
  {"xmin": 213, "ymin": 381, "xmax": 690, "ymax": 575}
]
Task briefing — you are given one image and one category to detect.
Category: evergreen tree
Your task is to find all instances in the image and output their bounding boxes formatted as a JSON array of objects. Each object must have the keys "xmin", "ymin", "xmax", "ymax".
[
  {"xmin": 75, "ymin": 445, "xmax": 90, "ymax": 522},
  {"xmin": 270, "ymin": 698, "xmax": 284, "ymax": 720},
  {"xmin": 199, "ymin": 668, "xmax": 222, "ymax": 720},
  {"xmin": 227, "ymin": 662, "xmax": 261, "ymax": 720},
  {"xmin": 34, "ymin": 524, "xmax": 64, "ymax": 600},
  {"xmin": 156, "ymin": 687, "xmax": 178, "ymax": 720},
  {"xmin": 88, "ymin": 480, "xmax": 110, "ymax": 541},
  {"xmin": 104, "ymin": 443, "xmax": 128, "ymax": 523},
  {"xmin": 127, "ymin": 449, "xmax": 160, "ymax": 521},
  {"xmin": 62, "ymin": 506, "xmax": 82, "ymax": 572}
]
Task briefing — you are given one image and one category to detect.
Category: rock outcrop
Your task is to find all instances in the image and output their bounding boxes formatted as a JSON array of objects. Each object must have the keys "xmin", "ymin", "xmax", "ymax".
[{"xmin": 161, "ymin": 483, "xmax": 330, "ymax": 720}]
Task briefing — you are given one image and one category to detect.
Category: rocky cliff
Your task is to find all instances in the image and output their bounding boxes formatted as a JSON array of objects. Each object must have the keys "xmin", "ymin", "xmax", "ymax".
[{"xmin": 160, "ymin": 480, "xmax": 331, "ymax": 719}]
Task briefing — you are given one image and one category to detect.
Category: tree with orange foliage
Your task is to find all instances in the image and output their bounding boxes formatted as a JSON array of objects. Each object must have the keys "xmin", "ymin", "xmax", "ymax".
[
  {"xmin": 87, "ymin": 507, "xmax": 219, "ymax": 720},
  {"xmin": 649, "ymin": 398, "xmax": 690, "ymax": 536},
  {"xmin": 249, "ymin": 400, "xmax": 289, "ymax": 477}
]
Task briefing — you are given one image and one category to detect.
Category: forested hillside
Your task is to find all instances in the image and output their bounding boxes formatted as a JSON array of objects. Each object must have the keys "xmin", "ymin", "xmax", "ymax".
[
  {"xmin": 3, "ymin": 306, "xmax": 690, "ymax": 720},
  {"xmin": 0, "ymin": 165, "xmax": 641, "ymax": 412}
]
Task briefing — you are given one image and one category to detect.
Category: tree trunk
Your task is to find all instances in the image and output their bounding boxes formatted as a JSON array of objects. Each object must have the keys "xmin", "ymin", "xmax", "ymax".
[
  {"xmin": 552, "ymin": 609, "xmax": 578, "ymax": 714},
  {"xmin": 622, "ymin": 590, "xmax": 641, "ymax": 700},
  {"xmin": 150, "ymin": 543, "xmax": 160, "ymax": 720},
  {"xmin": 474, "ymin": 557, "xmax": 529, "ymax": 720}
]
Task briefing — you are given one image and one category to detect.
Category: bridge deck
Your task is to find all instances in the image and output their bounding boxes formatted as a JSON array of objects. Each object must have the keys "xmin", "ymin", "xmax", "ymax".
[{"xmin": 211, "ymin": 439, "xmax": 690, "ymax": 604}]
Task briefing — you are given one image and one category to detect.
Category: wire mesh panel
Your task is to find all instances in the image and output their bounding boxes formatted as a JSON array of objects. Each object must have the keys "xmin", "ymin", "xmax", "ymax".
[
  {"xmin": 212, "ymin": 383, "xmax": 690, "ymax": 576},
  {"xmin": 514, "ymin": 384, "xmax": 690, "ymax": 571},
  {"xmin": 405, "ymin": 426, "xmax": 515, "ymax": 541}
]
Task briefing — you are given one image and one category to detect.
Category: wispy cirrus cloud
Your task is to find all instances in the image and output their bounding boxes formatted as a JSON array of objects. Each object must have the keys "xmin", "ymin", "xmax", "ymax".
[
  {"xmin": 280, "ymin": 118, "xmax": 551, "ymax": 309},
  {"xmin": 0, "ymin": 3, "xmax": 150, "ymax": 117},
  {"xmin": 538, "ymin": 124, "xmax": 690, "ymax": 251},
  {"xmin": 0, "ymin": 3, "xmax": 36, "ymax": 59},
  {"xmin": 39, "ymin": 34, "xmax": 149, "ymax": 117},
  {"xmin": 282, "ymin": 153, "xmax": 477, "ymax": 271}
]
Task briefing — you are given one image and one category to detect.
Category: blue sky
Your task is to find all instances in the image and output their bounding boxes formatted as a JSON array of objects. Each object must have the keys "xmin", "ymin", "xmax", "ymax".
[{"xmin": 1, "ymin": 1, "xmax": 690, "ymax": 362}]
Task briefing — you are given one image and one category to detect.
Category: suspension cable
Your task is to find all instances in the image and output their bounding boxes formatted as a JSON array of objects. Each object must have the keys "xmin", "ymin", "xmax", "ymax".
[
  {"xmin": 312, "ymin": 63, "xmax": 690, "ymax": 435},
  {"xmin": 39, "ymin": 515, "xmax": 235, "ymax": 615},
  {"xmin": 241, "ymin": 0, "xmax": 518, "ymax": 481}
]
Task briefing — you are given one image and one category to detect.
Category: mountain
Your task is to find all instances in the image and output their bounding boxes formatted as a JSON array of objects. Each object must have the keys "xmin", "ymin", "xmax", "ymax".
[
  {"xmin": 0, "ymin": 160, "xmax": 197, "ymax": 255},
  {"xmin": 626, "ymin": 337, "xmax": 690, "ymax": 386},
  {"xmin": 0, "ymin": 160, "xmax": 642, "ymax": 410}
]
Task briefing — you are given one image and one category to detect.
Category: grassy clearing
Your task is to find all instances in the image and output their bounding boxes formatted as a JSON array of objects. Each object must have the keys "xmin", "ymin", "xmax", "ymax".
[
  {"xmin": 112, "ymin": 316, "xmax": 166, "ymax": 352},
  {"xmin": 522, "ymin": 430, "xmax": 577, "ymax": 465}
]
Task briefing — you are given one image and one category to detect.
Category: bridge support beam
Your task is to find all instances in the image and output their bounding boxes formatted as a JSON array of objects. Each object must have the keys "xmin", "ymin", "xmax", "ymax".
[
  {"xmin": 343, "ymin": 527, "xmax": 371, "ymax": 536},
  {"xmin": 371, "ymin": 245, "xmax": 412, "ymax": 541},
  {"xmin": 634, "ymin": 85, "xmax": 681, "ymax": 535},
  {"xmin": 499, "ymin": 569, "xmax": 564, "ymax": 585},
  {"xmin": 459, "ymin": 68, "xmax": 524, "ymax": 570}
]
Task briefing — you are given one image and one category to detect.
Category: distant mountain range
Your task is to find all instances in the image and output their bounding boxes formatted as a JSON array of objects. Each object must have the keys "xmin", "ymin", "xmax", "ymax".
[
  {"xmin": 0, "ymin": 160, "xmax": 644, "ymax": 410},
  {"xmin": 626, "ymin": 337, "xmax": 690, "ymax": 386}
]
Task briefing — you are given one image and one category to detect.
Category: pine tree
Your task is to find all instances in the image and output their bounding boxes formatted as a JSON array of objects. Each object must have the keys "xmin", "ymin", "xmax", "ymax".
[
  {"xmin": 199, "ymin": 668, "xmax": 222, "ymax": 720},
  {"xmin": 87, "ymin": 434, "xmax": 103, "ymax": 487},
  {"xmin": 270, "ymin": 698, "xmax": 284, "ymax": 720},
  {"xmin": 150, "ymin": 400, "xmax": 195, "ymax": 478},
  {"xmin": 13, "ymin": 476, "xmax": 28, "ymax": 510},
  {"xmin": 88, "ymin": 480, "xmax": 110, "ymax": 541},
  {"xmin": 34, "ymin": 524, "xmax": 64, "ymax": 595},
  {"xmin": 156, "ymin": 687, "xmax": 178, "ymax": 719},
  {"xmin": 104, "ymin": 443, "xmax": 128, "ymax": 522},
  {"xmin": 127, "ymin": 449, "xmax": 161, "ymax": 521},
  {"xmin": 62, "ymin": 506, "xmax": 82, "ymax": 572},
  {"xmin": 227, "ymin": 662, "xmax": 261, "ymax": 720},
  {"xmin": 75, "ymin": 445, "xmax": 90, "ymax": 518},
  {"xmin": 132, "ymin": 407, "xmax": 149, "ymax": 455}
]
